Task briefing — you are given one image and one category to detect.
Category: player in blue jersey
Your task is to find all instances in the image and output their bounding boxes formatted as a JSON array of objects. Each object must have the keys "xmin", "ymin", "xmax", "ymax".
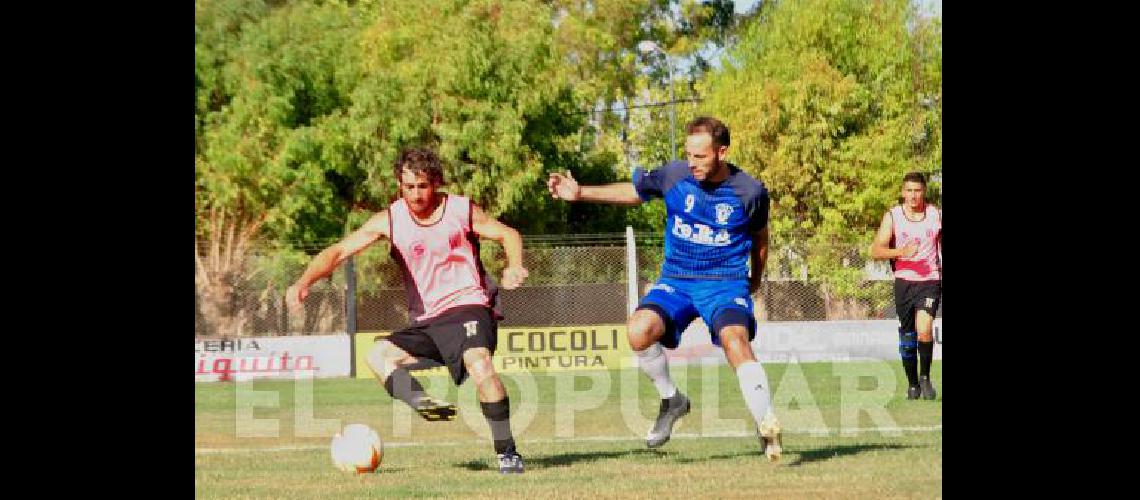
[{"xmin": 546, "ymin": 116, "xmax": 782, "ymax": 461}]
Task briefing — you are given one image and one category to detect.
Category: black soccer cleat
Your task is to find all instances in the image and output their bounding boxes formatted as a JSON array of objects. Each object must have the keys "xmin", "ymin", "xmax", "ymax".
[
  {"xmin": 497, "ymin": 452, "xmax": 525, "ymax": 474},
  {"xmin": 414, "ymin": 397, "xmax": 458, "ymax": 421},
  {"xmin": 646, "ymin": 392, "xmax": 691, "ymax": 448},
  {"xmin": 907, "ymin": 385, "xmax": 922, "ymax": 400},
  {"xmin": 919, "ymin": 375, "xmax": 937, "ymax": 400}
]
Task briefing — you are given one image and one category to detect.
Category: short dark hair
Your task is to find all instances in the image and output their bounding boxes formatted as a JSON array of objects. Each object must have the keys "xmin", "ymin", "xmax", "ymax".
[
  {"xmin": 393, "ymin": 148, "xmax": 444, "ymax": 185},
  {"xmin": 685, "ymin": 116, "xmax": 731, "ymax": 148},
  {"xmin": 902, "ymin": 172, "xmax": 927, "ymax": 186}
]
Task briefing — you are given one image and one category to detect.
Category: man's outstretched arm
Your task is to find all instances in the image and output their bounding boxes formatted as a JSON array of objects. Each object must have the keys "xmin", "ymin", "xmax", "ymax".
[
  {"xmin": 547, "ymin": 171, "xmax": 642, "ymax": 205},
  {"xmin": 288, "ymin": 210, "xmax": 390, "ymax": 307}
]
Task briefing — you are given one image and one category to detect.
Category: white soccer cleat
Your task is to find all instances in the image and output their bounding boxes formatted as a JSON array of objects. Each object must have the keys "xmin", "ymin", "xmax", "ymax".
[{"xmin": 757, "ymin": 415, "xmax": 782, "ymax": 463}]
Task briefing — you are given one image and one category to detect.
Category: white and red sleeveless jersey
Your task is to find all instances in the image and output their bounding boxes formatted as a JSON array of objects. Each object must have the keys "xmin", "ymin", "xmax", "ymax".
[
  {"xmin": 890, "ymin": 204, "xmax": 941, "ymax": 281},
  {"xmin": 388, "ymin": 194, "xmax": 492, "ymax": 321}
]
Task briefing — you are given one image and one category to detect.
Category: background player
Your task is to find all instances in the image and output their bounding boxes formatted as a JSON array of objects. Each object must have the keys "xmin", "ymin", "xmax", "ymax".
[{"xmin": 870, "ymin": 172, "xmax": 942, "ymax": 400}]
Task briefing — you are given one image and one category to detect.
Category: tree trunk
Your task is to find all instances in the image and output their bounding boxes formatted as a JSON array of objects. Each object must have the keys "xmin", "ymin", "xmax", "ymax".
[{"xmin": 194, "ymin": 207, "xmax": 265, "ymax": 337}]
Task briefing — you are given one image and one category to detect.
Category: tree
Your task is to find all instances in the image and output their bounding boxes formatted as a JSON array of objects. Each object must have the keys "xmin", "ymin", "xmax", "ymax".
[
  {"xmin": 195, "ymin": 0, "xmax": 620, "ymax": 334},
  {"xmin": 699, "ymin": 0, "xmax": 941, "ymax": 309}
]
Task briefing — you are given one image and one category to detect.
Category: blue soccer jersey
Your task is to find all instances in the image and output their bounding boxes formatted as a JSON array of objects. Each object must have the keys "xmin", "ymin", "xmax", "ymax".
[{"xmin": 632, "ymin": 160, "xmax": 769, "ymax": 280}]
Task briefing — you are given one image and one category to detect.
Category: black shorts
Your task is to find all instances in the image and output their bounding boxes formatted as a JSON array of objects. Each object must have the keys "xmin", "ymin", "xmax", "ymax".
[
  {"xmin": 894, "ymin": 279, "xmax": 942, "ymax": 332},
  {"xmin": 381, "ymin": 305, "xmax": 498, "ymax": 385}
]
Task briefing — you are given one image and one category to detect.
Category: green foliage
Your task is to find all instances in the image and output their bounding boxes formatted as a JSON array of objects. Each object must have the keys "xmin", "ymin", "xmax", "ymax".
[
  {"xmin": 195, "ymin": 0, "xmax": 942, "ymax": 306},
  {"xmin": 700, "ymin": 0, "xmax": 941, "ymax": 288}
]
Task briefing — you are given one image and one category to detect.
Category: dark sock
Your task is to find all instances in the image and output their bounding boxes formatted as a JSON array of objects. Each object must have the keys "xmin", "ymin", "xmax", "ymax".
[
  {"xmin": 918, "ymin": 340, "xmax": 934, "ymax": 377},
  {"xmin": 899, "ymin": 329, "xmax": 919, "ymax": 387},
  {"xmin": 382, "ymin": 368, "xmax": 426, "ymax": 408},
  {"xmin": 480, "ymin": 398, "xmax": 516, "ymax": 455}
]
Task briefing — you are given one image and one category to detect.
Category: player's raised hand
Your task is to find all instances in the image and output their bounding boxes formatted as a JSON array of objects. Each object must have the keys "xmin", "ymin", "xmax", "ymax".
[
  {"xmin": 501, "ymin": 266, "xmax": 529, "ymax": 290},
  {"xmin": 286, "ymin": 282, "xmax": 310, "ymax": 310},
  {"xmin": 547, "ymin": 171, "xmax": 581, "ymax": 201}
]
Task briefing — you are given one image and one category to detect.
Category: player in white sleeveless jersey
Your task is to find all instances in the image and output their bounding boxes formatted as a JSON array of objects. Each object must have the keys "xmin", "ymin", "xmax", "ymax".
[
  {"xmin": 871, "ymin": 172, "xmax": 942, "ymax": 400},
  {"xmin": 287, "ymin": 148, "xmax": 529, "ymax": 473}
]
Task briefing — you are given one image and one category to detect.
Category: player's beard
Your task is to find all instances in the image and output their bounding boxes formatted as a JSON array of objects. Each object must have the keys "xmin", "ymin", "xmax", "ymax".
[
  {"xmin": 699, "ymin": 159, "xmax": 727, "ymax": 185},
  {"xmin": 408, "ymin": 194, "xmax": 441, "ymax": 218}
]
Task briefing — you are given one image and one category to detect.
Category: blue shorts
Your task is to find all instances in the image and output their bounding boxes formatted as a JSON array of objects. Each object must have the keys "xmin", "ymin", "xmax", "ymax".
[{"xmin": 636, "ymin": 277, "xmax": 756, "ymax": 349}]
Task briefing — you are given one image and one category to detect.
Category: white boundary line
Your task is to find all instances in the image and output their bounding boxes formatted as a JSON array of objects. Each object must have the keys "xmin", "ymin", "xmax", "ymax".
[{"xmin": 195, "ymin": 424, "xmax": 942, "ymax": 455}]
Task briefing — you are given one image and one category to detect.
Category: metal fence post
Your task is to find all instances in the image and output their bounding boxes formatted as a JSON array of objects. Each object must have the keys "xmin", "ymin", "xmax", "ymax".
[
  {"xmin": 626, "ymin": 226, "xmax": 638, "ymax": 317},
  {"xmin": 345, "ymin": 256, "xmax": 358, "ymax": 377}
]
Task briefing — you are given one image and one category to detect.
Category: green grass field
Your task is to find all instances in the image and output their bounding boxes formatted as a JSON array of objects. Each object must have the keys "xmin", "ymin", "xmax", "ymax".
[{"xmin": 196, "ymin": 361, "xmax": 941, "ymax": 499}]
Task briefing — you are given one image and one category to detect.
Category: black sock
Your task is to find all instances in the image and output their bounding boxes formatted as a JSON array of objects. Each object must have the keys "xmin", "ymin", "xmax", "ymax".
[
  {"xmin": 382, "ymin": 368, "xmax": 426, "ymax": 408},
  {"xmin": 903, "ymin": 360, "xmax": 919, "ymax": 387},
  {"xmin": 480, "ymin": 398, "xmax": 516, "ymax": 455},
  {"xmin": 899, "ymin": 330, "xmax": 919, "ymax": 387},
  {"xmin": 918, "ymin": 341, "xmax": 934, "ymax": 377}
]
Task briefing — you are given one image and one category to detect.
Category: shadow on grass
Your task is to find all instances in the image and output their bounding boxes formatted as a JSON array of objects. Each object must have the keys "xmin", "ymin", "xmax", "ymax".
[
  {"xmin": 783, "ymin": 443, "xmax": 918, "ymax": 467},
  {"xmin": 455, "ymin": 442, "xmax": 921, "ymax": 470},
  {"xmin": 454, "ymin": 449, "xmax": 670, "ymax": 471},
  {"xmin": 373, "ymin": 467, "xmax": 407, "ymax": 474},
  {"xmin": 670, "ymin": 443, "xmax": 919, "ymax": 466}
]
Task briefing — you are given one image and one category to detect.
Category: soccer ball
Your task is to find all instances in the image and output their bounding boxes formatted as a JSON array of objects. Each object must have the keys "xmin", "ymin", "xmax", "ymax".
[{"xmin": 330, "ymin": 423, "xmax": 384, "ymax": 473}]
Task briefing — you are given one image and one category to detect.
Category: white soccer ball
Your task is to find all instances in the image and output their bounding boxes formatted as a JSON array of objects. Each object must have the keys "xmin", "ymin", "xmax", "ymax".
[{"xmin": 330, "ymin": 423, "xmax": 384, "ymax": 473}]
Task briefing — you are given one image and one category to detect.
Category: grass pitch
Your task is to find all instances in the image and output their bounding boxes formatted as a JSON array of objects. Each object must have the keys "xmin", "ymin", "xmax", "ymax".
[{"xmin": 196, "ymin": 361, "xmax": 942, "ymax": 499}]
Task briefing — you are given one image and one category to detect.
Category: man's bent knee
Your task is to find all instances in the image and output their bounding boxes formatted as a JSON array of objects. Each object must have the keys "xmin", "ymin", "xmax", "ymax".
[
  {"xmin": 915, "ymin": 310, "xmax": 935, "ymax": 341},
  {"xmin": 719, "ymin": 325, "xmax": 751, "ymax": 344},
  {"xmin": 368, "ymin": 340, "xmax": 410, "ymax": 379},
  {"xmin": 628, "ymin": 309, "xmax": 665, "ymax": 351},
  {"xmin": 463, "ymin": 347, "xmax": 497, "ymax": 385},
  {"xmin": 718, "ymin": 325, "xmax": 756, "ymax": 367}
]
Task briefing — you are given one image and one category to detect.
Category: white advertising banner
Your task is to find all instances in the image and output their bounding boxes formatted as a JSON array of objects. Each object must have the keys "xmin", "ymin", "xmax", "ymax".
[
  {"xmin": 665, "ymin": 319, "xmax": 943, "ymax": 365},
  {"xmin": 195, "ymin": 335, "xmax": 351, "ymax": 382}
]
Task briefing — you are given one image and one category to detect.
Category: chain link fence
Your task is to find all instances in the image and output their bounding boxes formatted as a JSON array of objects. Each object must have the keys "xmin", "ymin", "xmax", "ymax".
[
  {"xmin": 194, "ymin": 251, "xmax": 347, "ymax": 337},
  {"xmin": 194, "ymin": 233, "xmax": 939, "ymax": 337}
]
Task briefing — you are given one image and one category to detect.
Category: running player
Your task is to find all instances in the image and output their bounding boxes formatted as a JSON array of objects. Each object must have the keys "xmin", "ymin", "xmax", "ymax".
[
  {"xmin": 870, "ymin": 172, "xmax": 942, "ymax": 400},
  {"xmin": 547, "ymin": 116, "xmax": 782, "ymax": 462}
]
